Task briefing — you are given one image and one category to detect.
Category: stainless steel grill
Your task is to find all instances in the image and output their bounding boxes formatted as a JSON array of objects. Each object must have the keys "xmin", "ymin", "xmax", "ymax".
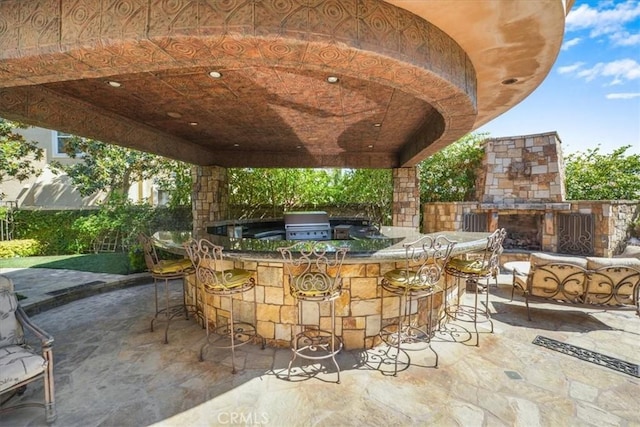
[{"xmin": 284, "ymin": 211, "xmax": 331, "ymax": 241}]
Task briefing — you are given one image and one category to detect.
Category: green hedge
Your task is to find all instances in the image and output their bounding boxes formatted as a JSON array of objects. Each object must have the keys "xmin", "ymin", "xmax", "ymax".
[
  {"xmin": 11, "ymin": 206, "xmax": 192, "ymax": 256},
  {"xmin": 12, "ymin": 210, "xmax": 92, "ymax": 255},
  {"xmin": 0, "ymin": 239, "xmax": 42, "ymax": 258}
]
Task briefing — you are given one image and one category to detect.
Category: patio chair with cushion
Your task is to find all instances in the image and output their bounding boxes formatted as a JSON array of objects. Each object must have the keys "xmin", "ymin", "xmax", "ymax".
[
  {"xmin": 184, "ymin": 238, "xmax": 264, "ymax": 374},
  {"xmin": 444, "ymin": 228, "xmax": 507, "ymax": 346},
  {"xmin": 380, "ymin": 235, "xmax": 456, "ymax": 375},
  {"xmin": 138, "ymin": 233, "xmax": 195, "ymax": 344},
  {"xmin": 0, "ymin": 275, "xmax": 56, "ymax": 423},
  {"xmin": 278, "ymin": 242, "xmax": 349, "ymax": 383}
]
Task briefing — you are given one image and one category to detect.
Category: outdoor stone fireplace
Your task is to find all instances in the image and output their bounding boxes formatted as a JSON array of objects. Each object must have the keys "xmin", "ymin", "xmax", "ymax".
[{"xmin": 422, "ymin": 132, "xmax": 638, "ymax": 260}]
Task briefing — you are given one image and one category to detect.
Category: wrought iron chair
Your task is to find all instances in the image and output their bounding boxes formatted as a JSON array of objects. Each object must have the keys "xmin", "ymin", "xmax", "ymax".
[
  {"xmin": 278, "ymin": 242, "xmax": 349, "ymax": 383},
  {"xmin": 184, "ymin": 238, "xmax": 263, "ymax": 374},
  {"xmin": 0, "ymin": 275, "xmax": 56, "ymax": 423},
  {"xmin": 444, "ymin": 228, "xmax": 507, "ymax": 346},
  {"xmin": 379, "ymin": 235, "xmax": 456, "ymax": 375},
  {"xmin": 138, "ymin": 233, "xmax": 195, "ymax": 344}
]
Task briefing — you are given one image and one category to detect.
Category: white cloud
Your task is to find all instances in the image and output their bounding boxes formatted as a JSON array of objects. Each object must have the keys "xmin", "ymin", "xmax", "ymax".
[
  {"xmin": 576, "ymin": 63, "xmax": 603, "ymax": 81},
  {"xmin": 610, "ymin": 31, "xmax": 640, "ymax": 46},
  {"xmin": 561, "ymin": 37, "xmax": 582, "ymax": 50},
  {"xmin": 566, "ymin": 0, "xmax": 640, "ymax": 46},
  {"xmin": 571, "ymin": 58, "xmax": 640, "ymax": 84},
  {"xmin": 606, "ymin": 92, "xmax": 640, "ymax": 99},
  {"xmin": 601, "ymin": 58, "xmax": 640, "ymax": 80},
  {"xmin": 557, "ymin": 62, "xmax": 585, "ymax": 74}
]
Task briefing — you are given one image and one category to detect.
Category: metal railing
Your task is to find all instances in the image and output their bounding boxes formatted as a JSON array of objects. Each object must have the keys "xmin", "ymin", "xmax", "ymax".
[
  {"xmin": 557, "ymin": 213, "xmax": 595, "ymax": 256},
  {"xmin": 462, "ymin": 213, "xmax": 488, "ymax": 232},
  {"xmin": 0, "ymin": 201, "xmax": 16, "ymax": 241}
]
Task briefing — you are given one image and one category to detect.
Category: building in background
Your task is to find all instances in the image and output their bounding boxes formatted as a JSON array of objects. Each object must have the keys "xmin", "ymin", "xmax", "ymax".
[{"xmin": 2, "ymin": 126, "xmax": 164, "ymax": 210}]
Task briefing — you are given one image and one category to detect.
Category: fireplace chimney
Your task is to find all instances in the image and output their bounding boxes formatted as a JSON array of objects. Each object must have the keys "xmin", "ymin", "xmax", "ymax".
[{"xmin": 477, "ymin": 132, "xmax": 566, "ymax": 204}]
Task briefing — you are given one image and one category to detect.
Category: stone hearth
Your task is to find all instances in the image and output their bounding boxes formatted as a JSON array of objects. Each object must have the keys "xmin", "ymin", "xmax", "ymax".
[{"xmin": 422, "ymin": 132, "xmax": 638, "ymax": 259}]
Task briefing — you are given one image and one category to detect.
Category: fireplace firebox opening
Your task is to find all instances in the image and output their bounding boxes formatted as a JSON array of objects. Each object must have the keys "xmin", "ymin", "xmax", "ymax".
[{"xmin": 498, "ymin": 214, "xmax": 543, "ymax": 251}]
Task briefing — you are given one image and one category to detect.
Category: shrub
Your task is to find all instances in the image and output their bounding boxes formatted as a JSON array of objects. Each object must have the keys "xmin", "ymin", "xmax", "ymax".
[
  {"xmin": 12, "ymin": 210, "xmax": 89, "ymax": 254},
  {"xmin": 11, "ymin": 204, "xmax": 192, "ymax": 256},
  {"xmin": 0, "ymin": 239, "xmax": 42, "ymax": 258}
]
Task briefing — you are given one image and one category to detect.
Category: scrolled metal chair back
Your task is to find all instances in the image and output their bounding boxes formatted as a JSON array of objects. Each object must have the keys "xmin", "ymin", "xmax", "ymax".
[
  {"xmin": 278, "ymin": 242, "xmax": 349, "ymax": 300},
  {"xmin": 138, "ymin": 233, "xmax": 160, "ymax": 270},
  {"xmin": 403, "ymin": 235, "xmax": 456, "ymax": 287},
  {"xmin": 484, "ymin": 228, "xmax": 507, "ymax": 273},
  {"xmin": 183, "ymin": 238, "xmax": 230, "ymax": 290}
]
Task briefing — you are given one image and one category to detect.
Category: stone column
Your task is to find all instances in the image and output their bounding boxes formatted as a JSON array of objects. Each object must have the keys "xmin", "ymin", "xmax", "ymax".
[
  {"xmin": 191, "ymin": 165, "xmax": 228, "ymax": 238},
  {"xmin": 392, "ymin": 167, "xmax": 420, "ymax": 229}
]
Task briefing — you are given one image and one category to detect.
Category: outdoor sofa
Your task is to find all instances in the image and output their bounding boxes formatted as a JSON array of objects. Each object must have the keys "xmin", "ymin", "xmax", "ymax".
[{"xmin": 511, "ymin": 247, "xmax": 640, "ymax": 320}]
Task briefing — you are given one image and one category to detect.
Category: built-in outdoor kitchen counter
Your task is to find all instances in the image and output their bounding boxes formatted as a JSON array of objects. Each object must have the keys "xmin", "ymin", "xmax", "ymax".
[{"xmin": 153, "ymin": 217, "xmax": 490, "ymax": 350}]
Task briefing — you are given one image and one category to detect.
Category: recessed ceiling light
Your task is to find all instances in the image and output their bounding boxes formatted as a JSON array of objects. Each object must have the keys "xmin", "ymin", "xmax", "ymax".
[
  {"xmin": 501, "ymin": 78, "xmax": 518, "ymax": 85},
  {"xmin": 167, "ymin": 112, "xmax": 182, "ymax": 118},
  {"xmin": 327, "ymin": 76, "xmax": 339, "ymax": 84},
  {"xmin": 368, "ymin": 145, "xmax": 374, "ymax": 149},
  {"xmin": 296, "ymin": 145, "xmax": 302, "ymax": 149},
  {"xmin": 107, "ymin": 81, "xmax": 121, "ymax": 88},
  {"xmin": 189, "ymin": 122, "xmax": 198, "ymax": 126},
  {"xmin": 233, "ymin": 143, "xmax": 240, "ymax": 147},
  {"xmin": 373, "ymin": 123, "xmax": 381, "ymax": 127},
  {"xmin": 209, "ymin": 71, "xmax": 222, "ymax": 79}
]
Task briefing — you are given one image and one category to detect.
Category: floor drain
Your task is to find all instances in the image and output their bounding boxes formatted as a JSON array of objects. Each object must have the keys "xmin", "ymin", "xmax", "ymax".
[
  {"xmin": 533, "ymin": 335, "xmax": 639, "ymax": 378},
  {"xmin": 505, "ymin": 370, "xmax": 523, "ymax": 380}
]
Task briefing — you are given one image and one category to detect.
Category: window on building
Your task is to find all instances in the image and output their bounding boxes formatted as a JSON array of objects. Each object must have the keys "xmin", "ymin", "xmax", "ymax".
[
  {"xmin": 156, "ymin": 189, "xmax": 170, "ymax": 207},
  {"xmin": 53, "ymin": 131, "xmax": 86, "ymax": 157},
  {"xmin": 53, "ymin": 131, "xmax": 74, "ymax": 157}
]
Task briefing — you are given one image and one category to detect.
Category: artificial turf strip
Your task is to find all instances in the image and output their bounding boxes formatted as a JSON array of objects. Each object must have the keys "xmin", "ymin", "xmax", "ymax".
[{"xmin": 0, "ymin": 252, "xmax": 133, "ymax": 275}]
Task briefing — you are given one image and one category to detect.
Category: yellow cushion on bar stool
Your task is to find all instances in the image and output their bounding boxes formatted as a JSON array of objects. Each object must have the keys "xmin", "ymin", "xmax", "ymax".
[
  {"xmin": 290, "ymin": 275, "xmax": 338, "ymax": 298},
  {"xmin": 446, "ymin": 258, "xmax": 491, "ymax": 276},
  {"xmin": 206, "ymin": 268, "xmax": 253, "ymax": 291},
  {"xmin": 383, "ymin": 269, "xmax": 433, "ymax": 291},
  {"xmin": 152, "ymin": 258, "xmax": 193, "ymax": 275}
]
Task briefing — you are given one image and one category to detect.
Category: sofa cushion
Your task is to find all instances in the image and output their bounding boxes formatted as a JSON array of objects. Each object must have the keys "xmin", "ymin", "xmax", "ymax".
[
  {"xmin": 614, "ymin": 245, "xmax": 640, "ymax": 260},
  {"xmin": 585, "ymin": 257, "xmax": 640, "ymax": 304},
  {"xmin": 0, "ymin": 275, "xmax": 24, "ymax": 347},
  {"xmin": 528, "ymin": 255, "xmax": 587, "ymax": 301},
  {"xmin": 0, "ymin": 345, "xmax": 47, "ymax": 392},
  {"xmin": 530, "ymin": 252, "xmax": 588, "ymax": 269},
  {"xmin": 586, "ymin": 257, "xmax": 640, "ymax": 269}
]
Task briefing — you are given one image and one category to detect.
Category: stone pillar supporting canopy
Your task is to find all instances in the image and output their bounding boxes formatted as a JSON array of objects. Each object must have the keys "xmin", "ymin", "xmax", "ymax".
[
  {"xmin": 192, "ymin": 165, "xmax": 228, "ymax": 239},
  {"xmin": 392, "ymin": 167, "xmax": 420, "ymax": 229}
]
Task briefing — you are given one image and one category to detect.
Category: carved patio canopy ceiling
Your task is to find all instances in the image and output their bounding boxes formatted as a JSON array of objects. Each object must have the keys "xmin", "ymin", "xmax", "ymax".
[{"xmin": 0, "ymin": 0, "xmax": 571, "ymax": 168}]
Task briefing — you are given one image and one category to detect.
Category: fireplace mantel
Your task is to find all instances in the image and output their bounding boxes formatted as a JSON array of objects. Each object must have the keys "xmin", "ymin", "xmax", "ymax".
[{"xmin": 479, "ymin": 203, "xmax": 571, "ymax": 211}]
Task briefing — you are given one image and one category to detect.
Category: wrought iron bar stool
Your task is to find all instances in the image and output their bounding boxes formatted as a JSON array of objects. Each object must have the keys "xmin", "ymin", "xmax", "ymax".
[
  {"xmin": 379, "ymin": 235, "xmax": 455, "ymax": 375},
  {"xmin": 278, "ymin": 242, "xmax": 349, "ymax": 383},
  {"xmin": 138, "ymin": 233, "xmax": 195, "ymax": 344},
  {"xmin": 443, "ymin": 228, "xmax": 506, "ymax": 346},
  {"xmin": 184, "ymin": 238, "xmax": 264, "ymax": 374}
]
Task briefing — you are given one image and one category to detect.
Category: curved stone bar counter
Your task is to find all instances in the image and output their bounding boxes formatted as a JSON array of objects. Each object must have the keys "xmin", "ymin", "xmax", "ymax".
[{"xmin": 153, "ymin": 225, "xmax": 490, "ymax": 350}]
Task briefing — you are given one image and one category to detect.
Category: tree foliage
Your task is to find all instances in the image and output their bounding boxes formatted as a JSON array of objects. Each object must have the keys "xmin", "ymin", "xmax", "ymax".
[
  {"xmin": 418, "ymin": 133, "xmax": 486, "ymax": 202},
  {"xmin": 336, "ymin": 169, "xmax": 392, "ymax": 224},
  {"xmin": 564, "ymin": 145, "xmax": 640, "ymax": 200},
  {"xmin": 0, "ymin": 119, "xmax": 44, "ymax": 198},
  {"xmin": 229, "ymin": 168, "xmax": 343, "ymax": 217},
  {"xmin": 51, "ymin": 136, "xmax": 191, "ymax": 206}
]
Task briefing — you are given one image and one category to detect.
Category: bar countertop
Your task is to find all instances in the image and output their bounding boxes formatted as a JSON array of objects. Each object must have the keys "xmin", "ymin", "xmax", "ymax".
[{"xmin": 153, "ymin": 228, "xmax": 491, "ymax": 263}]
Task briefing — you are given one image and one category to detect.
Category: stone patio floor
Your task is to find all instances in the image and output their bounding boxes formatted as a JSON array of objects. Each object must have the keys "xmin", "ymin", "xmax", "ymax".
[{"xmin": 0, "ymin": 269, "xmax": 638, "ymax": 427}]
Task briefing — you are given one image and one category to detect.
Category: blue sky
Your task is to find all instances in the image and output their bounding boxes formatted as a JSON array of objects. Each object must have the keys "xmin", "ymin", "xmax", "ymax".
[{"xmin": 476, "ymin": 0, "xmax": 640, "ymax": 155}]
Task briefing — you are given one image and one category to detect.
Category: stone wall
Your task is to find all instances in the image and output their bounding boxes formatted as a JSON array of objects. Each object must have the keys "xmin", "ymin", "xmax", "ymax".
[
  {"xmin": 186, "ymin": 259, "xmax": 456, "ymax": 350},
  {"xmin": 422, "ymin": 200, "xmax": 639, "ymax": 259},
  {"xmin": 392, "ymin": 167, "xmax": 420, "ymax": 229},
  {"xmin": 479, "ymin": 132, "xmax": 566, "ymax": 203},
  {"xmin": 192, "ymin": 166, "xmax": 228, "ymax": 239}
]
